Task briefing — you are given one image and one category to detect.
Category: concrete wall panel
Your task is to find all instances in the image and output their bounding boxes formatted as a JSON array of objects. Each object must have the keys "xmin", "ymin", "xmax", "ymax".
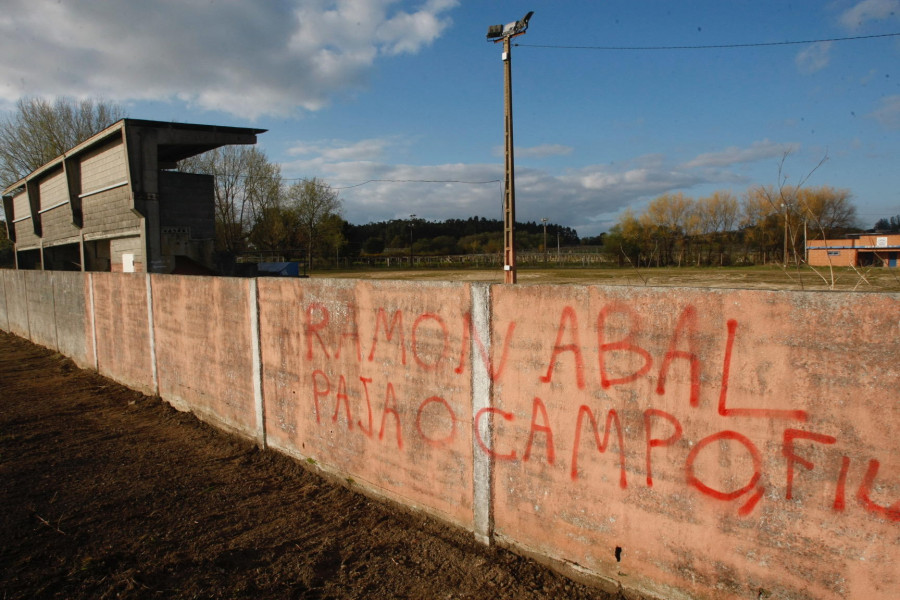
[
  {"xmin": 11, "ymin": 193, "xmax": 38, "ymax": 249},
  {"xmin": 151, "ymin": 275, "xmax": 256, "ymax": 438},
  {"xmin": 258, "ymin": 278, "xmax": 475, "ymax": 529},
  {"xmin": 81, "ymin": 187, "xmax": 140, "ymax": 238},
  {"xmin": 91, "ymin": 272, "xmax": 155, "ymax": 394},
  {"xmin": 0, "ymin": 269, "xmax": 9, "ymax": 332},
  {"xmin": 52, "ymin": 271, "xmax": 93, "ymax": 369},
  {"xmin": 488, "ymin": 285, "xmax": 899, "ymax": 600},
  {"xmin": 80, "ymin": 138, "xmax": 127, "ymax": 191},
  {"xmin": 24, "ymin": 270, "xmax": 57, "ymax": 351},
  {"xmin": 3, "ymin": 270, "xmax": 29, "ymax": 338},
  {"xmin": 38, "ymin": 171, "xmax": 81, "ymax": 243}
]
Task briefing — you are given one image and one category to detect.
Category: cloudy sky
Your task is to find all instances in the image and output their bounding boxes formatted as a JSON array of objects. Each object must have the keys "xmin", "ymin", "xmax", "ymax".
[{"xmin": 2, "ymin": 0, "xmax": 899, "ymax": 236}]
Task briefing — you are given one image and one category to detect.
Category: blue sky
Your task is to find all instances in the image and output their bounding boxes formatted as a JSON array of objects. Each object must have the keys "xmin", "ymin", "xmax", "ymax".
[{"xmin": 2, "ymin": 1, "xmax": 899, "ymax": 236}]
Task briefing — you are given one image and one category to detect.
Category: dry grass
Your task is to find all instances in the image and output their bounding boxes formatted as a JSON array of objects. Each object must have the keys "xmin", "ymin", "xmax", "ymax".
[{"xmin": 311, "ymin": 265, "xmax": 900, "ymax": 292}]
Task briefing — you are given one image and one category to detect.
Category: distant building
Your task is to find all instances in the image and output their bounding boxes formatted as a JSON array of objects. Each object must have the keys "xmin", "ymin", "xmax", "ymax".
[
  {"xmin": 807, "ymin": 233, "xmax": 900, "ymax": 268},
  {"xmin": 2, "ymin": 119, "xmax": 265, "ymax": 273}
]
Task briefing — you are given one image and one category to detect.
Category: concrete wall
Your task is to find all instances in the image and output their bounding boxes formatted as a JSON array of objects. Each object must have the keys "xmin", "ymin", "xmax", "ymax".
[
  {"xmin": 151, "ymin": 275, "xmax": 257, "ymax": 439},
  {"xmin": 90, "ymin": 272, "xmax": 156, "ymax": 395},
  {"xmin": 3, "ymin": 270, "xmax": 29, "ymax": 338},
  {"xmin": 0, "ymin": 269, "xmax": 8, "ymax": 332},
  {"xmin": 258, "ymin": 278, "xmax": 476, "ymax": 530},
  {"xmin": 24, "ymin": 270, "xmax": 57, "ymax": 351},
  {"xmin": 10, "ymin": 192, "xmax": 38, "ymax": 250},
  {"xmin": 1, "ymin": 270, "xmax": 896, "ymax": 600},
  {"xmin": 52, "ymin": 271, "xmax": 94, "ymax": 370},
  {"xmin": 110, "ymin": 235, "xmax": 144, "ymax": 273},
  {"xmin": 487, "ymin": 286, "xmax": 898, "ymax": 599},
  {"xmin": 158, "ymin": 171, "xmax": 215, "ymax": 239}
]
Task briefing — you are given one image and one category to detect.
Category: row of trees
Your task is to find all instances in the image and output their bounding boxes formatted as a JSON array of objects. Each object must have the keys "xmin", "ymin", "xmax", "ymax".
[
  {"xmin": 874, "ymin": 215, "xmax": 900, "ymax": 233},
  {"xmin": 344, "ymin": 216, "xmax": 579, "ymax": 258},
  {"xmin": 604, "ymin": 185, "xmax": 858, "ymax": 267}
]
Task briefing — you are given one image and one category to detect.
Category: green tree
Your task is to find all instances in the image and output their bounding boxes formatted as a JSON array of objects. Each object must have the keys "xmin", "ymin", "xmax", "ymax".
[
  {"xmin": 0, "ymin": 97, "xmax": 125, "ymax": 187},
  {"xmin": 319, "ymin": 214, "xmax": 348, "ymax": 267},
  {"xmin": 285, "ymin": 178, "xmax": 342, "ymax": 272},
  {"xmin": 362, "ymin": 237, "xmax": 385, "ymax": 255}
]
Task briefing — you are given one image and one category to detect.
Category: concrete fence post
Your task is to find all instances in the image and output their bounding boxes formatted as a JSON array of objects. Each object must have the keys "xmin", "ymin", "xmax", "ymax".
[
  {"xmin": 0, "ymin": 270, "xmax": 9, "ymax": 333},
  {"xmin": 146, "ymin": 274, "xmax": 159, "ymax": 397},
  {"xmin": 50, "ymin": 272, "xmax": 59, "ymax": 352},
  {"xmin": 471, "ymin": 283, "xmax": 494, "ymax": 545},
  {"xmin": 23, "ymin": 271, "xmax": 32, "ymax": 342},
  {"xmin": 249, "ymin": 278, "xmax": 266, "ymax": 449},
  {"xmin": 88, "ymin": 273, "xmax": 98, "ymax": 371}
]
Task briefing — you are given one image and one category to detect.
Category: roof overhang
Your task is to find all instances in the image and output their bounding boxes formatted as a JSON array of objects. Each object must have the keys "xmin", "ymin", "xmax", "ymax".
[{"xmin": 3, "ymin": 118, "xmax": 267, "ymax": 196}]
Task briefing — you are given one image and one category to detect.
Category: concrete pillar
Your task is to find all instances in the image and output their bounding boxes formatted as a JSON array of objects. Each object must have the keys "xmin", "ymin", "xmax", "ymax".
[{"xmin": 471, "ymin": 283, "xmax": 494, "ymax": 545}]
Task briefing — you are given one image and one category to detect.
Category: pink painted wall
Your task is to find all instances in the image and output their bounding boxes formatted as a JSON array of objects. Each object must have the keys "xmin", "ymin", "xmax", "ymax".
[
  {"xmin": 90, "ymin": 272, "xmax": 156, "ymax": 395},
  {"xmin": 257, "ymin": 278, "xmax": 475, "ymax": 529},
  {"xmin": 488, "ymin": 285, "xmax": 899, "ymax": 600},
  {"xmin": 2, "ymin": 271, "xmax": 896, "ymax": 600},
  {"xmin": 151, "ymin": 275, "xmax": 257, "ymax": 439}
]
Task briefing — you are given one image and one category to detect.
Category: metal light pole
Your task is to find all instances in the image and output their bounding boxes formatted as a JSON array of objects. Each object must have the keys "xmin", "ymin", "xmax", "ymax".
[
  {"xmin": 541, "ymin": 217, "xmax": 548, "ymax": 263},
  {"xmin": 409, "ymin": 214, "xmax": 416, "ymax": 267},
  {"xmin": 487, "ymin": 11, "xmax": 533, "ymax": 284}
]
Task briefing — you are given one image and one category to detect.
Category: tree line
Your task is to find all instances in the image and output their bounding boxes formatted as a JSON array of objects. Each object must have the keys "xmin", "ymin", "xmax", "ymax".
[
  {"xmin": 345, "ymin": 216, "xmax": 579, "ymax": 259},
  {"xmin": 603, "ymin": 185, "xmax": 859, "ymax": 267}
]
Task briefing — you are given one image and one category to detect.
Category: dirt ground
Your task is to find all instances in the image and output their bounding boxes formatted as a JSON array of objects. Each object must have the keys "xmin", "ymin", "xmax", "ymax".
[{"xmin": 0, "ymin": 331, "xmax": 620, "ymax": 600}]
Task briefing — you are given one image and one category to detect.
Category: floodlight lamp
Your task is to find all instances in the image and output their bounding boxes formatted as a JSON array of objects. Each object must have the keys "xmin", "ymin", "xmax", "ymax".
[
  {"xmin": 486, "ymin": 24, "xmax": 504, "ymax": 39},
  {"xmin": 486, "ymin": 11, "xmax": 533, "ymax": 40}
]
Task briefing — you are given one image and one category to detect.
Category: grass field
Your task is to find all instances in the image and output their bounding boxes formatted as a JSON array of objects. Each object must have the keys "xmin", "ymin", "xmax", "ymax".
[{"xmin": 311, "ymin": 264, "xmax": 900, "ymax": 292}]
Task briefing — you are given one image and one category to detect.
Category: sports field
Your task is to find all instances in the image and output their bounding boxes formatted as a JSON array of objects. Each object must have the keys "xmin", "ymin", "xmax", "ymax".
[{"xmin": 312, "ymin": 265, "xmax": 900, "ymax": 292}]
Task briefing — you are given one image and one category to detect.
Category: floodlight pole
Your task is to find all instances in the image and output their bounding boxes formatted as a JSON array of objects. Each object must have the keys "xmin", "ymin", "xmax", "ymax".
[
  {"xmin": 488, "ymin": 11, "xmax": 532, "ymax": 284},
  {"xmin": 501, "ymin": 35, "xmax": 517, "ymax": 283},
  {"xmin": 542, "ymin": 217, "xmax": 548, "ymax": 263}
]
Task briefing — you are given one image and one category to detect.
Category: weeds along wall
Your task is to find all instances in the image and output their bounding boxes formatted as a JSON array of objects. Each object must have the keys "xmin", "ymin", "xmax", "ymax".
[{"xmin": 0, "ymin": 269, "xmax": 897, "ymax": 600}]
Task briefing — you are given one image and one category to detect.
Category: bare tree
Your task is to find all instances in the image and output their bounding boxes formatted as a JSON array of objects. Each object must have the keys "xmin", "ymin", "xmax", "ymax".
[
  {"xmin": 797, "ymin": 185, "xmax": 857, "ymax": 236},
  {"xmin": 0, "ymin": 97, "xmax": 125, "ymax": 186},
  {"xmin": 180, "ymin": 146, "xmax": 282, "ymax": 254}
]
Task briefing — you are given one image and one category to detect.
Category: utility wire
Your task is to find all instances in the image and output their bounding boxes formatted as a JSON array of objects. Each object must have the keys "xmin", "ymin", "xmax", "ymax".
[
  {"xmin": 195, "ymin": 173, "xmax": 500, "ymax": 188},
  {"xmin": 515, "ymin": 31, "xmax": 900, "ymax": 51},
  {"xmin": 331, "ymin": 178, "xmax": 500, "ymax": 190}
]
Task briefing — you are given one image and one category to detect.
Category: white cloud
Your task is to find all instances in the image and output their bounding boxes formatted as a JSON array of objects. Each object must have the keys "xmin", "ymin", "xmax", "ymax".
[
  {"xmin": 0, "ymin": 0, "xmax": 458, "ymax": 118},
  {"xmin": 288, "ymin": 137, "xmax": 398, "ymax": 161},
  {"xmin": 683, "ymin": 140, "xmax": 795, "ymax": 169},
  {"xmin": 513, "ymin": 144, "xmax": 574, "ymax": 158},
  {"xmin": 795, "ymin": 42, "xmax": 833, "ymax": 74},
  {"xmin": 281, "ymin": 140, "xmax": 784, "ymax": 236},
  {"xmin": 840, "ymin": 0, "xmax": 899, "ymax": 30},
  {"xmin": 869, "ymin": 94, "xmax": 900, "ymax": 128}
]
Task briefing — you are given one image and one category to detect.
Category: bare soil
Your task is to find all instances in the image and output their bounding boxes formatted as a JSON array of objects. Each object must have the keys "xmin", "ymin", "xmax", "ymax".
[{"xmin": 0, "ymin": 331, "xmax": 619, "ymax": 600}]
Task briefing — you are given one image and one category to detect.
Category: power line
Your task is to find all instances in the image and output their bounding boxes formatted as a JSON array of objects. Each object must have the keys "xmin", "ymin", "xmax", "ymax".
[
  {"xmin": 331, "ymin": 178, "xmax": 500, "ymax": 190},
  {"xmin": 515, "ymin": 31, "xmax": 900, "ymax": 51},
  {"xmin": 196, "ymin": 173, "xmax": 500, "ymax": 188}
]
